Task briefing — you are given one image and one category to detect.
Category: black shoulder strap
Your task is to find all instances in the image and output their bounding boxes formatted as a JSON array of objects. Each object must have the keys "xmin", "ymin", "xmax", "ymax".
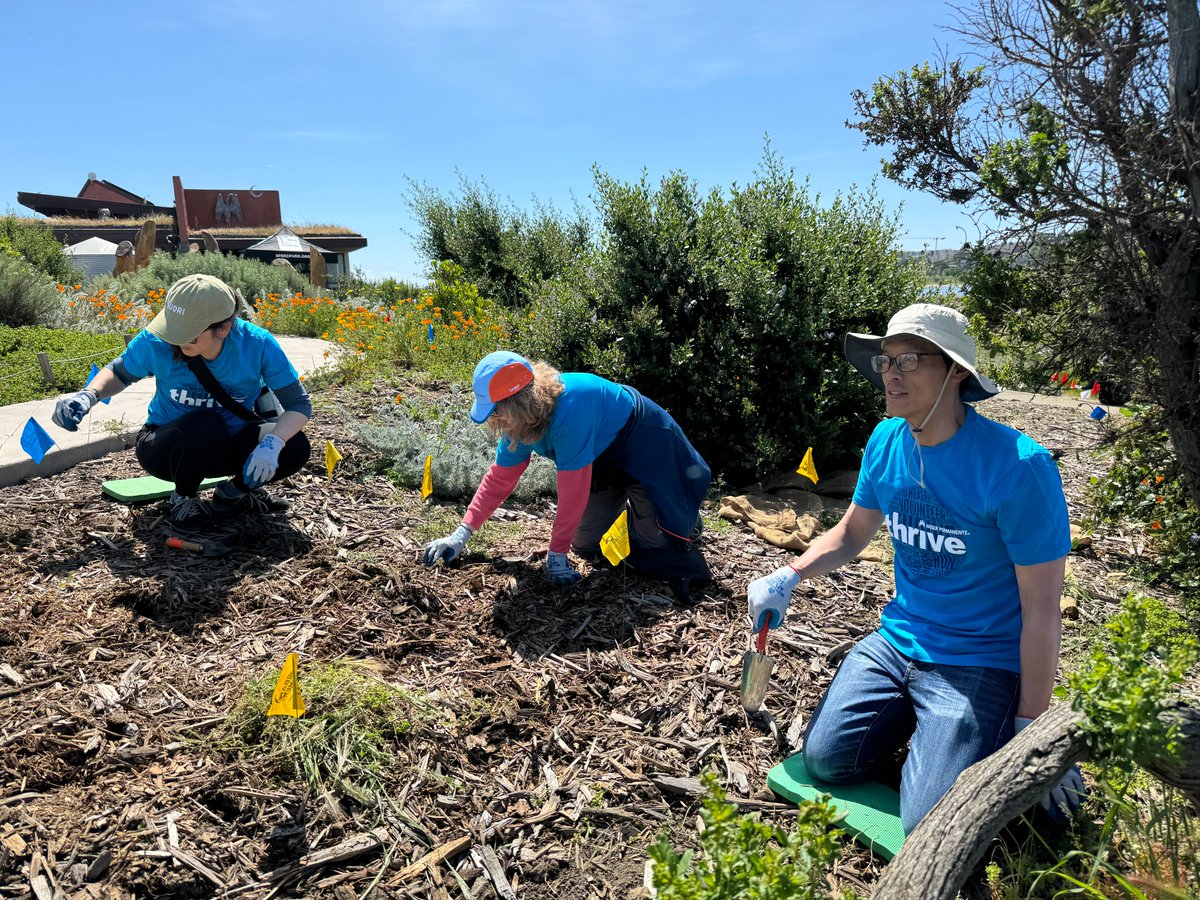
[{"xmin": 186, "ymin": 355, "xmax": 263, "ymax": 423}]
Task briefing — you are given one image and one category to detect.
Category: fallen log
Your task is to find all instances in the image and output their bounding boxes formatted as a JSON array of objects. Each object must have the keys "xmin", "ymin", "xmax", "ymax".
[{"xmin": 875, "ymin": 702, "xmax": 1200, "ymax": 900}]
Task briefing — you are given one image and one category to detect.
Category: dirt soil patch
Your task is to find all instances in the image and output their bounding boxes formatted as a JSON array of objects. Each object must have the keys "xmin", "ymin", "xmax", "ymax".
[{"xmin": 0, "ymin": 386, "xmax": 1165, "ymax": 898}]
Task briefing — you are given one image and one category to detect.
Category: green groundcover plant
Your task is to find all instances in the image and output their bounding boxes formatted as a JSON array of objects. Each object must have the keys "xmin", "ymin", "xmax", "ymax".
[
  {"xmin": 354, "ymin": 389, "xmax": 556, "ymax": 500},
  {"xmin": 0, "ymin": 325, "xmax": 124, "ymax": 405},
  {"xmin": 649, "ymin": 773, "xmax": 854, "ymax": 900},
  {"xmin": 218, "ymin": 661, "xmax": 444, "ymax": 809}
]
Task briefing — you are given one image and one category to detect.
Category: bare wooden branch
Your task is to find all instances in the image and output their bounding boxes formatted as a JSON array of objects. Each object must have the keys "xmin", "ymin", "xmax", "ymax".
[
  {"xmin": 876, "ymin": 701, "xmax": 1200, "ymax": 900},
  {"xmin": 260, "ymin": 828, "xmax": 392, "ymax": 883}
]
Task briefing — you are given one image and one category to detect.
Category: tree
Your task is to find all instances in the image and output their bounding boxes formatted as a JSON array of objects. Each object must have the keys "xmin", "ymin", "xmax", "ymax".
[{"xmin": 849, "ymin": 0, "xmax": 1200, "ymax": 508}]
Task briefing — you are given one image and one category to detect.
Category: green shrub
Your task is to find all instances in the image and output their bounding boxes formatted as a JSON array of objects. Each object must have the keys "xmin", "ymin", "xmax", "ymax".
[
  {"xmin": 354, "ymin": 388, "xmax": 556, "ymax": 501},
  {"xmin": 649, "ymin": 773, "xmax": 853, "ymax": 900},
  {"xmin": 0, "ymin": 255, "xmax": 61, "ymax": 327},
  {"xmin": 89, "ymin": 251, "xmax": 308, "ymax": 305},
  {"xmin": 1036, "ymin": 595, "xmax": 1200, "ymax": 898},
  {"xmin": 408, "ymin": 174, "xmax": 592, "ymax": 308},
  {"xmin": 1066, "ymin": 594, "xmax": 1199, "ymax": 774},
  {"xmin": 0, "ymin": 325, "xmax": 125, "ymax": 405},
  {"xmin": 1087, "ymin": 405, "xmax": 1200, "ymax": 599},
  {"xmin": 0, "ymin": 216, "xmax": 80, "ymax": 283}
]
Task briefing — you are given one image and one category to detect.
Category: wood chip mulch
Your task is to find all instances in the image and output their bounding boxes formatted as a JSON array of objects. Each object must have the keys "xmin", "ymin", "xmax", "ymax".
[{"xmin": 0, "ymin": 386, "xmax": 1176, "ymax": 899}]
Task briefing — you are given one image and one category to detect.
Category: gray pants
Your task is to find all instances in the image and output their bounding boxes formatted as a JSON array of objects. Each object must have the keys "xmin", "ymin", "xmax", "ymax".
[{"xmin": 573, "ymin": 484, "xmax": 670, "ymax": 552}]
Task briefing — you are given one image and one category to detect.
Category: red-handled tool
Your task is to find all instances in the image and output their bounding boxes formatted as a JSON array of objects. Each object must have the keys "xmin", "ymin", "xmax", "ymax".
[
  {"xmin": 740, "ymin": 621, "xmax": 776, "ymax": 713},
  {"xmin": 165, "ymin": 534, "xmax": 234, "ymax": 558}
]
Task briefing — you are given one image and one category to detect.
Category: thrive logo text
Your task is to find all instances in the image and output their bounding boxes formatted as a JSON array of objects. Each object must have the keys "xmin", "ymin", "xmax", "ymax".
[
  {"xmin": 169, "ymin": 388, "xmax": 215, "ymax": 408},
  {"xmin": 885, "ymin": 512, "xmax": 967, "ymax": 554}
]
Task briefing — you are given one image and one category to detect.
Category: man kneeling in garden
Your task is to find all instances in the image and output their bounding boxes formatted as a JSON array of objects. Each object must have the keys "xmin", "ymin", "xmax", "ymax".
[{"xmin": 748, "ymin": 303, "xmax": 1085, "ymax": 833}]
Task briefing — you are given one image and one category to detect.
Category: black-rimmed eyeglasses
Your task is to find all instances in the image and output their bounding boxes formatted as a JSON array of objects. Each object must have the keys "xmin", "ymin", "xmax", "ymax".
[{"xmin": 870, "ymin": 352, "xmax": 943, "ymax": 374}]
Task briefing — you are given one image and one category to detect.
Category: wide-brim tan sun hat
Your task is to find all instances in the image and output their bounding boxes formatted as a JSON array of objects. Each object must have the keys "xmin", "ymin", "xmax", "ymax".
[
  {"xmin": 146, "ymin": 274, "xmax": 237, "ymax": 346},
  {"xmin": 843, "ymin": 303, "xmax": 1000, "ymax": 404}
]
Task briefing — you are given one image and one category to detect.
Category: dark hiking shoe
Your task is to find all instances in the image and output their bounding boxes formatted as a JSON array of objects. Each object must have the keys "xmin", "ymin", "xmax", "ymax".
[
  {"xmin": 211, "ymin": 486, "xmax": 290, "ymax": 517},
  {"xmin": 169, "ymin": 492, "xmax": 215, "ymax": 532}
]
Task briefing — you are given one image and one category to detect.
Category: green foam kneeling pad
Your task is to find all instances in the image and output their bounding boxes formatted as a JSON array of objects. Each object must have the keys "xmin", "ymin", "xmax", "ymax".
[
  {"xmin": 766, "ymin": 752, "xmax": 905, "ymax": 861},
  {"xmin": 102, "ymin": 475, "xmax": 229, "ymax": 504}
]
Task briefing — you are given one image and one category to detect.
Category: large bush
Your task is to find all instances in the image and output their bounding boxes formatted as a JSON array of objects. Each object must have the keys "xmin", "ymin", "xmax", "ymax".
[
  {"xmin": 517, "ymin": 153, "xmax": 925, "ymax": 484},
  {"xmin": 89, "ymin": 251, "xmax": 308, "ymax": 304},
  {"xmin": 409, "ymin": 151, "xmax": 925, "ymax": 484},
  {"xmin": 0, "ymin": 217, "xmax": 79, "ymax": 284}
]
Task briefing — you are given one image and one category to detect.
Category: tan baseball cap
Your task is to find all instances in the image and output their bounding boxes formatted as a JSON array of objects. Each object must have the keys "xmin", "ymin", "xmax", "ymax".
[{"xmin": 146, "ymin": 274, "xmax": 237, "ymax": 345}]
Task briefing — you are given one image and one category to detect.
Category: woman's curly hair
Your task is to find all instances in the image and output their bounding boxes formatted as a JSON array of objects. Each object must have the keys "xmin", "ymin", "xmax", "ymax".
[{"xmin": 488, "ymin": 361, "xmax": 564, "ymax": 448}]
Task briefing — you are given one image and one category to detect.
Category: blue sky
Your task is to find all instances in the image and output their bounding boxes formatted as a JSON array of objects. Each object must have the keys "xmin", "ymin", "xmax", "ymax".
[{"xmin": 3, "ymin": 1, "xmax": 984, "ymax": 282}]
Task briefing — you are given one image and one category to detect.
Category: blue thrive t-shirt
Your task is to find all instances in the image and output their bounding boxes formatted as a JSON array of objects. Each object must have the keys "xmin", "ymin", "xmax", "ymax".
[
  {"xmin": 121, "ymin": 320, "xmax": 299, "ymax": 433},
  {"xmin": 495, "ymin": 373, "xmax": 634, "ymax": 471},
  {"xmin": 852, "ymin": 405, "xmax": 1071, "ymax": 672}
]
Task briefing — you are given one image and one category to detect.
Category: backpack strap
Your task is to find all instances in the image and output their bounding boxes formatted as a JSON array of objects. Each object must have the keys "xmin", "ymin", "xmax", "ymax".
[{"xmin": 185, "ymin": 355, "xmax": 263, "ymax": 423}]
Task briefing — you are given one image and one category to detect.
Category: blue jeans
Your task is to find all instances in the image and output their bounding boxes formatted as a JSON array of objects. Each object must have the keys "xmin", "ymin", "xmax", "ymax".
[{"xmin": 802, "ymin": 631, "xmax": 1020, "ymax": 833}]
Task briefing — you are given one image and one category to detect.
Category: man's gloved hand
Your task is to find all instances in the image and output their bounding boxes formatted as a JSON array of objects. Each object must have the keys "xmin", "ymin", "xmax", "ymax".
[
  {"xmin": 424, "ymin": 524, "xmax": 473, "ymax": 566},
  {"xmin": 1014, "ymin": 716, "xmax": 1087, "ymax": 821},
  {"xmin": 544, "ymin": 550, "xmax": 582, "ymax": 585},
  {"xmin": 748, "ymin": 565, "xmax": 801, "ymax": 630},
  {"xmin": 242, "ymin": 433, "xmax": 286, "ymax": 489},
  {"xmin": 51, "ymin": 389, "xmax": 97, "ymax": 432}
]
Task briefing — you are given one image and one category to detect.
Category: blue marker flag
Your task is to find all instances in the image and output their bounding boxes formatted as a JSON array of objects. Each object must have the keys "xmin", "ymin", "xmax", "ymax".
[
  {"xmin": 20, "ymin": 417, "xmax": 56, "ymax": 464},
  {"xmin": 1089, "ymin": 406, "xmax": 1108, "ymax": 420},
  {"xmin": 87, "ymin": 364, "xmax": 112, "ymax": 404},
  {"xmin": 427, "ymin": 323, "xmax": 435, "ymax": 344}
]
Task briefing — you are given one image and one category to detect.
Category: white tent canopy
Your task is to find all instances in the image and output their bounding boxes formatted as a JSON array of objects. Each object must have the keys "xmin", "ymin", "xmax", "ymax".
[
  {"xmin": 243, "ymin": 226, "xmax": 330, "ymax": 262},
  {"xmin": 63, "ymin": 236, "xmax": 119, "ymax": 278},
  {"xmin": 63, "ymin": 236, "xmax": 119, "ymax": 256}
]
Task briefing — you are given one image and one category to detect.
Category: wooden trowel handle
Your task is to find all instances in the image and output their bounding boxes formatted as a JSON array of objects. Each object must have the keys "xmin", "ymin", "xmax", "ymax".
[{"xmin": 756, "ymin": 621, "xmax": 769, "ymax": 654}]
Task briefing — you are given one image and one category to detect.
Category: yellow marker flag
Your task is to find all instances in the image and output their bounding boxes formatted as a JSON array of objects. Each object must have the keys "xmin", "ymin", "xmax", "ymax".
[
  {"xmin": 421, "ymin": 455, "xmax": 434, "ymax": 500},
  {"xmin": 324, "ymin": 440, "xmax": 342, "ymax": 479},
  {"xmin": 796, "ymin": 446, "xmax": 819, "ymax": 485},
  {"xmin": 600, "ymin": 509, "xmax": 631, "ymax": 566},
  {"xmin": 267, "ymin": 652, "xmax": 305, "ymax": 718}
]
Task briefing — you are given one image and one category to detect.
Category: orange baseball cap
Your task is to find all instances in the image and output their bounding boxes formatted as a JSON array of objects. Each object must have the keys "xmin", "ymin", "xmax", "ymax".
[{"xmin": 470, "ymin": 351, "xmax": 534, "ymax": 423}]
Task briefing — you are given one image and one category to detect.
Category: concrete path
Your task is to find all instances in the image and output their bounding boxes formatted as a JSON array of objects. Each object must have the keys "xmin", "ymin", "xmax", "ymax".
[{"xmin": 0, "ymin": 336, "xmax": 334, "ymax": 488}]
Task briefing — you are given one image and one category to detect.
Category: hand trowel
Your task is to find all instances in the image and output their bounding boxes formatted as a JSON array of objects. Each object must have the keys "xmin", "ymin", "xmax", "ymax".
[{"xmin": 740, "ymin": 622, "xmax": 776, "ymax": 713}]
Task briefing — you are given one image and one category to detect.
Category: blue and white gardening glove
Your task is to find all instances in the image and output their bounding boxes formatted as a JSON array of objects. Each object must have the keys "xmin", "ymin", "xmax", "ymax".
[
  {"xmin": 423, "ymin": 524, "xmax": 473, "ymax": 566},
  {"xmin": 1014, "ymin": 715, "xmax": 1086, "ymax": 821},
  {"xmin": 748, "ymin": 565, "xmax": 801, "ymax": 630},
  {"xmin": 242, "ymin": 433, "xmax": 286, "ymax": 489},
  {"xmin": 51, "ymin": 389, "xmax": 97, "ymax": 432},
  {"xmin": 544, "ymin": 550, "xmax": 582, "ymax": 586}
]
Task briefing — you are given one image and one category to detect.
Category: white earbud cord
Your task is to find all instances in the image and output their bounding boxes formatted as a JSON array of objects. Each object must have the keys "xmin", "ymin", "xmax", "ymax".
[{"xmin": 906, "ymin": 367, "xmax": 956, "ymax": 490}]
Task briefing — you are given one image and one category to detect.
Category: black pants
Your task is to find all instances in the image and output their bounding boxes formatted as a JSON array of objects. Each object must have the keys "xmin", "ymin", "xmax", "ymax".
[{"xmin": 135, "ymin": 409, "xmax": 312, "ymax": 496}]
